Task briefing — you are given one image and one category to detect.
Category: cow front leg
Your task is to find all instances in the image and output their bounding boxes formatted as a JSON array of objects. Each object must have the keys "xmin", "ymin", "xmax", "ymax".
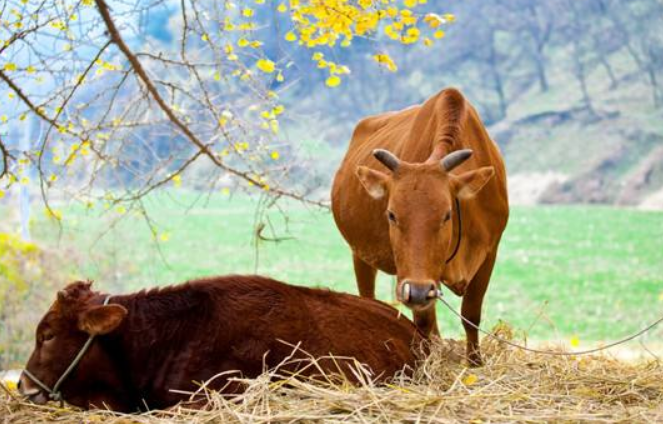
[
  {"xmin": 413, "ymin": 306, "xmax": 440, "ymax": 338},
  {"xmin": 461, "ymin": 252, "xmax": 497, "ymax": 367},
  {"xmin": 353, "ymin": 254, "xmax": 377, "ymax": 298}
]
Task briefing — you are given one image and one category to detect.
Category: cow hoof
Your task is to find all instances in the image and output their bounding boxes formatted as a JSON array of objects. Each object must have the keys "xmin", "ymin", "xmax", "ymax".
[{"xmin": 467, "ymin": 352, "xmax": 483, "ymax": 368}]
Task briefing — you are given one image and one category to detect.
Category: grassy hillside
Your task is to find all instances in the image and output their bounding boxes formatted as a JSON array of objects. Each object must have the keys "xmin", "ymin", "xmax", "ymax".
[{"xmin": 19, "ymin": 192, "xmax": 663, "ymax": 344}]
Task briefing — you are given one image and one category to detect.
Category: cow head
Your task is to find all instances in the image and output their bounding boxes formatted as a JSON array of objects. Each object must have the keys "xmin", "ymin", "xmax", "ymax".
[
  {"xmin": 355, "ymin": 149, "xmax": 494, "ymax": 311},
  {"xmin": 19, "ymin": 281, "xmax": 129, "ymax": 410}
]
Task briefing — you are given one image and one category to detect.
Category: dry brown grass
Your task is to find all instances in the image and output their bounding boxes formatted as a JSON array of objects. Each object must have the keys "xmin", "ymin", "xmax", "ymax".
[{"xmin": 2, "ymin": 334, "xmax": 662, "ymax": 423}]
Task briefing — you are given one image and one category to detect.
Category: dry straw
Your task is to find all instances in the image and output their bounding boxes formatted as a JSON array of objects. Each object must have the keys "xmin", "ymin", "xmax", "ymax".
[{"xmin": 2, "ymin": 331, "xmax": 662, "ymax": 423}]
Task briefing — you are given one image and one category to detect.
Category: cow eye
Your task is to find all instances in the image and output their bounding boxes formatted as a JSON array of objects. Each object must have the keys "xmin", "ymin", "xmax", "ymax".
[
  {"xmin": 443, "ymin": 210, "xmax": 452, "ymax": 222},
  {"xmin": 386, "ymin": 210, "xmax": 397, "ymax": 224},
  {"xmin": 40, "ymin": 331, "xmax": 55, "ymax": 343}
]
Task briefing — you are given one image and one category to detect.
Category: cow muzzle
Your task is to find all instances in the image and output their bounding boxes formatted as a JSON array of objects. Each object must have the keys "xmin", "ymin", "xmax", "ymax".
[
  {"xmin": 399, "ymin": 280, "xmax": 438, "ymax": 308},
  {"xmin": 18, "ymin": 375, "xmax": 49, "ymax": 405}
]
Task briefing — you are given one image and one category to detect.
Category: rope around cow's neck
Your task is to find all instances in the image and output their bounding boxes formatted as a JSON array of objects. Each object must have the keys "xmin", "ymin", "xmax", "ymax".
[
  {"xmin": 445, "ymin": 198, "xmax": 462, "ymax": 264},
  {"xmin": 435, "ymin": 291, "xmax": 663, "ymax": 357}
]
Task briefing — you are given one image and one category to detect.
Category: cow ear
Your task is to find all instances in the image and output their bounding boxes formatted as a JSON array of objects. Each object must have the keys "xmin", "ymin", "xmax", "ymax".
[
  {"xmin": 450, "ymin": 166, "xmax": 495, "ymax": 200},
  {"xmin": 78, "ymin": 304, "xmax": 127, "ymax": 336},
  {"xmin": 356, "ymin": 166, "xmax": 389, "ymax": 199}
]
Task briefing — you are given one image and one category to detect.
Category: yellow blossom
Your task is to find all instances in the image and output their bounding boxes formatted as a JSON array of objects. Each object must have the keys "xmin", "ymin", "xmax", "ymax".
[
  {"xmin": 462, "ymin": 373, "xmax": 478, "ymax": 386},
  {"xmin": 256, "ymin": 58, "xmax": 276, "ymax": 73},
  {"xmin": 172, "ymin": 174, "xmax": 182, "ymax": 187},
  {"xmin": 271, "ymin": 151, "xmax": 280, "ymax": 160},
  {"xmin": 326, "ymin": 75, "xmax": 341, "ymax": 87},
  {"xmin": 570, "ymin": 335, "xmax": 580, "ymax": 348},
  {"xmin": 373, "ymin": 53, "xmax": 398, "ymax": 72}
]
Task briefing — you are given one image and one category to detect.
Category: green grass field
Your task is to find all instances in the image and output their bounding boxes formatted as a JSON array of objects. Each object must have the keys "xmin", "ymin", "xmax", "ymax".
[{"xmin": 20, "ymin": 191, "xmax": 663, "ymax": 343}]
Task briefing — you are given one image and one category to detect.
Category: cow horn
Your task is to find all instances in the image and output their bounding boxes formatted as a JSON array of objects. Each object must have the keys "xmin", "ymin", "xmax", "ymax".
[
  {"xmin": 57, "ymin": 290, "xmax": 69, "ymax": 302},
  {"xmin": 373, "ymin": 149, "xmax": 400, "ymax": 172},
  {"xmin": 441, "ymin": 149, "xmax": 473, "ymax": 172}
]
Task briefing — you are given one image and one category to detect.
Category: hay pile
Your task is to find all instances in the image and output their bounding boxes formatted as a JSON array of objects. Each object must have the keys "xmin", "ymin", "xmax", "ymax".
[{"xmin": 2, "ymin": 335, "xmax": 662, "ymax": 423}]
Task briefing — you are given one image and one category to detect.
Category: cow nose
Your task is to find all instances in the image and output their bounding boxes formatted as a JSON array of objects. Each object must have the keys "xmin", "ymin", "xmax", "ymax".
[
  {"xmin": 400, "ymin": 280, "xmax": 438, "ymax": 307},
  {"xmin": 18, "ymin": 374, "xmax": 40, "ymax": 397}
]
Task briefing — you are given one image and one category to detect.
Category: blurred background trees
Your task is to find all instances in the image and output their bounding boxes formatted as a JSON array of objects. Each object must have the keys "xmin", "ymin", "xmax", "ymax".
[{"xmin": 2, "ymin": 0, "xmax": 663, "ymax": 368}]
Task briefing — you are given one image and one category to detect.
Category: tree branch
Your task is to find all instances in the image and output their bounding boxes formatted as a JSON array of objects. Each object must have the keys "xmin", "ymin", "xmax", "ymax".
[
  {"xmin": 93, "ymin": 0, "xmax": 328, "ymax": 209},
  {"xmin": 0, "ymin": 134, "xmax": 15, "ymax": 180}
]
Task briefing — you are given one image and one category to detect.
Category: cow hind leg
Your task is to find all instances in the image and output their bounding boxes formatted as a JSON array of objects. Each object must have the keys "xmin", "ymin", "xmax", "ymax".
[
  {"xmin": 461, "ymin": 252, "xmax": 497, "ymax": 367},
  {"xmin": 353, "ymin": 254, "xmax": 377, "ymax": 298}
]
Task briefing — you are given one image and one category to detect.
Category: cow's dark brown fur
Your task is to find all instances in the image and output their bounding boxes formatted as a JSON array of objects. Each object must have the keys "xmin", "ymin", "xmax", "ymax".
[{"xmin": 19, "ymin": 276, "xmax": 424, "ymax": 412}]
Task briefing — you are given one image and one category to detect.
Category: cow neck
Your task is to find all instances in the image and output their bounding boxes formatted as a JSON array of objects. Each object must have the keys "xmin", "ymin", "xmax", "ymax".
[
  {"xmin": 95, "ymin": 293, "xmax": 165, "ymax": 411},
  {"xmin": 445, "ymin": 197, "xmax": 462, "ymax": 264},
  {"xmin": 105, "ymin": 294, "xmax": 160, "ymax": 393},
  {"xmin": 107, "ymin": 288, "xmax": 208, "ymax": 408}
]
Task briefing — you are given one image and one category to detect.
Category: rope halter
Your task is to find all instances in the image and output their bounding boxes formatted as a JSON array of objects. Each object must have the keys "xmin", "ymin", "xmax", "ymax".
[{"xmin": 22, "ymin": 296, "xmax": 112, "ymax": 405}]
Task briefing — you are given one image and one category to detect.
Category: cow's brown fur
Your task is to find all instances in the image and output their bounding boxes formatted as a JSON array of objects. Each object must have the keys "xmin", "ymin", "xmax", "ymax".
[
  {"xmin": 331, "ymin": 88, "xmax": 509, "ymax": 365},
  {"xmin": 19, "ymin": 276, "xmax": 424, "ymax": 412}
]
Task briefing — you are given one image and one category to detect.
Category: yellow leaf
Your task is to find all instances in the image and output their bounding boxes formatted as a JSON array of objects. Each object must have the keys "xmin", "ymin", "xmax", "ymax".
[
  {"xmin": 434, "ymin": 30, "xmax": 445, "ymax": 39},
  {"xmin": 326, "ymin": 75, "xmax": 341, "ymax": 87},
  {"xmin": 256, "ymin": 58, "xmax": 276, "ymax": 73},
  {"xmin": 201, "ymin": 33, "xmax": 209, "ymax": 41},
  {"xmin": 276, "ymin": 72, "xmax": 284, "ymax": 82},
  {"xmin": 221, "ymin": 187, "xmax": 230, "ymax": 195},
  {"xmin": 3, "ymin": 63, "xmax": 17, "ymax": 71},
  {"xmin": 159, "ymin": 232, "xmax": 170, "ymax": 242},
  {"xmin": 463, "ymin": 373, "xmax": 478, "ymax": 386},
  {"xmin": 0, "ymin": 190, "xmax": 5, "ymax": 199},
  {"xmin": 238, "ymin": 38, "xmax": 249, "ymax": 47},
  {"xmin": 285, "ymin": 31, "xmax": 297, "ymax": 42},
  {"xmin": 0, "ymin": 115, "xmax": 7, "ymax": 123},
  {"xmin": 659, "ymin": 292, "xmax": 663, "ymax": 301},
  {"xmin": 277, "ymin": 3, "xmax": 287, "ymax": 12},
  {"xmin": 271, "ymin": 151, "xmax": 280, "ymax": 160},
  {"xmin": 570, "ymin": 335, "xmax": 580, "ymax": 348},
  {"xmin": 242, "ymin": 8, "xmax": 254, "ymax": 17},
  {"xmin": 403, "ymin": 0, "xmax": 417, "ymax": 8}
]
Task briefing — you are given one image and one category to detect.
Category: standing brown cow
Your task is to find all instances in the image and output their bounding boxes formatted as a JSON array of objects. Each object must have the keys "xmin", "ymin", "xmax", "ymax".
[
  {"xmin": 332, "ymin": 88, "xmax": 509, "ymax": 365},
  {"xmin": 18, "ymin": 275, "xmax": 423, "ymax": 411}
]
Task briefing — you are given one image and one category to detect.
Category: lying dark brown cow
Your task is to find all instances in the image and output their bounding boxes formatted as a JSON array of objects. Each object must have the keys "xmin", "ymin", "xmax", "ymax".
[
  {"xmin": 18, "ymin": 275, "xmax": 423, "ymax": 412},
  {"xmin": 332, "ymin": 88, "xmax": 509, "ymax": 365}
]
